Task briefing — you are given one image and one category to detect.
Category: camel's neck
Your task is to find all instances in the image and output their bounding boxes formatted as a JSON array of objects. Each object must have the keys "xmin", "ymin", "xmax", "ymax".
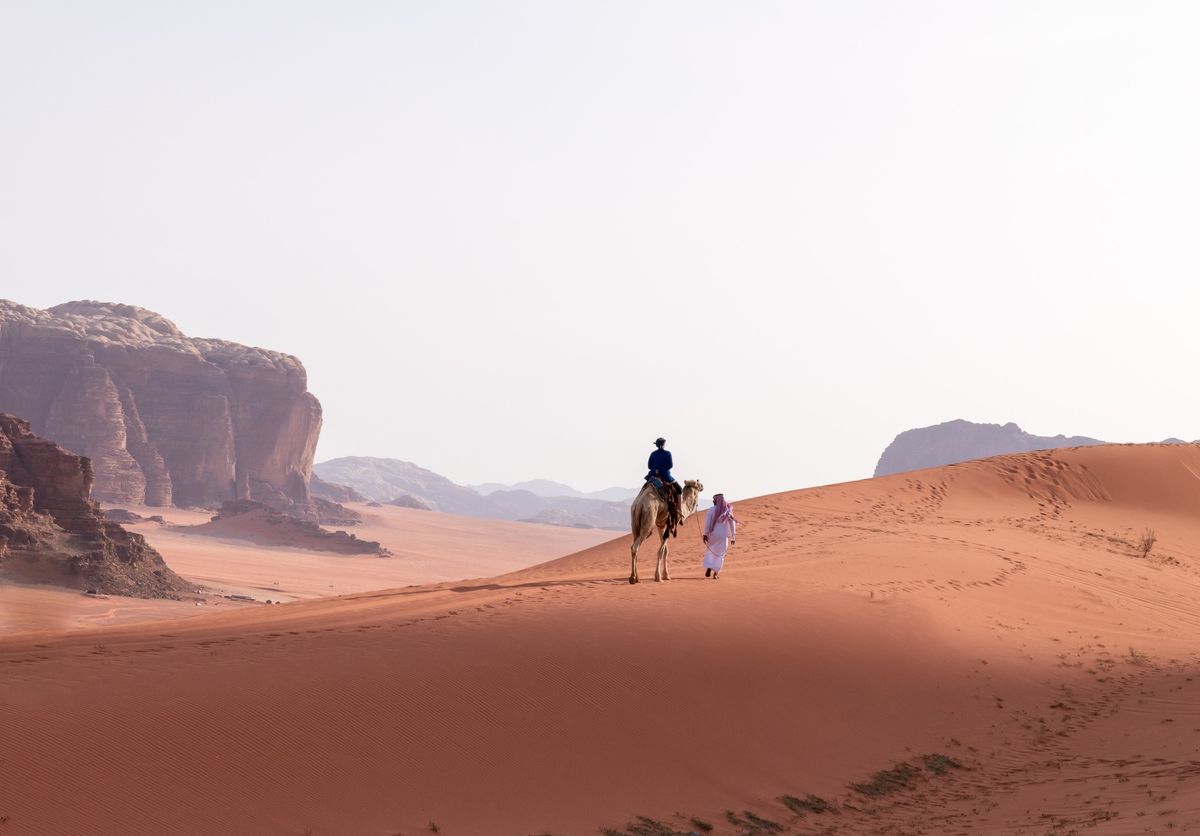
[{"xmin": 679, "ymin": 490, "xmax": 699, "ymax": 522}]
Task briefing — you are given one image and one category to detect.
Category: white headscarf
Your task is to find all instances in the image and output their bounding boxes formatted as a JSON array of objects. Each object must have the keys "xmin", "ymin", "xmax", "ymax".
[{"xmin": 706, "ymin": 493, "xmax": 737, "ymax": 534}]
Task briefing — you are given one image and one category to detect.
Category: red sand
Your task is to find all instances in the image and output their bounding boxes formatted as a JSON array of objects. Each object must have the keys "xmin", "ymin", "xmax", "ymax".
[
  {"xmin": 131, "ymin": 503, "xmax": 618, "ymax": 602},
  {"xmin": 4, "ymin": 444, "xmax": 1200, "ymax": 833},
  {"xmin": 0, "ymin": 505, "xmax": 614, "ymax": 634}
]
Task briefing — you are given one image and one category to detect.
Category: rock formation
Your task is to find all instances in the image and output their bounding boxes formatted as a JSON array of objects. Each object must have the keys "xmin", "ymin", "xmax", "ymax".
[
  {"xmin": 103, "ymin": 508, "xmax": 145, "ymax": 524},
  {"xmin": 387, "ymin": 494, "xmax": 434, "ymax": 511},
  {"xmin": 312, "ymin": 497, "xmax": 362, "ymax": 527},
  {"xmin": 874, "ymin": 420, "xmax": 1107, "ymax": 477},
  {"xmin": 0, "ymin": 300, "xmax": 322, "ymax": 509},
  {"xmin": 0, "ymin": 413, "xmax": 188, "ymax": 597},
  {"xmin": 180, "ymin": 500, "xmax": 388, "ymax": 556},
  {"xmin": 310, "ymin": 474, "xmax": 368, "ymax": 504}
]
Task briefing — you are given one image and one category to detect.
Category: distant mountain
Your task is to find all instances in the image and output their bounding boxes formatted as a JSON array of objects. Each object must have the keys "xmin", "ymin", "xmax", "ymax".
[
  {"xmin": 484, "ymin": 490, "xmax": 630, "ymax": 529},
  {"xmin": 472, "ymin": 479, "xmax": 576, "ymax": 497},
  {"xmin": 874, "ymin": 420, "xmax": 1107, "ymax": 477},
  {"xmin": 522, "ymin": 504, "xmax": 630, "ymax": 529},
  {"xmin": 471, "ymin": 479, "xmax": 638, "ymax": 502},
  {"xmin": 580, "ymin": 486, "xmax": 641, "ymax": 502},
  {"xmin": 313, "ymin": 457, "xmax": 495, "ymax": 516},
  {"xmin": 314, "ymin": 457, "xmax": 630, "ymax": 530}
]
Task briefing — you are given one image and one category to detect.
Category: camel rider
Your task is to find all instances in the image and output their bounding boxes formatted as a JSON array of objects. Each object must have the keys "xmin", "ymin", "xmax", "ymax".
[{"xmin": 647, "ymin": 437, "xmax": 683, "ymax": 512}]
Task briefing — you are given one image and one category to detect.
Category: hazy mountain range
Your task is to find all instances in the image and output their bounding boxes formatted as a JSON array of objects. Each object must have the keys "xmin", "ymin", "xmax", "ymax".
[
  {"xmin": 312, "ymin": 457, "xmax": 636, "ymax": 530},
  {"xmin": 470, "ymin": 479, "xmax": 636, "ymax": 502}
]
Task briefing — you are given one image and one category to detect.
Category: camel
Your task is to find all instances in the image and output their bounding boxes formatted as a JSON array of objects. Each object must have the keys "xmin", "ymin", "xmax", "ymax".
[{"xmin": 629, "ymin": 479, "xmax": 704, "ymax": 584}]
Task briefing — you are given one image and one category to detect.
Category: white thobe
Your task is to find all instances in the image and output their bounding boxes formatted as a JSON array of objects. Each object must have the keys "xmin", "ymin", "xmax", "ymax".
[{"xmin": 702, "ymin": 508, "xmax": 736, "ymax": 573}]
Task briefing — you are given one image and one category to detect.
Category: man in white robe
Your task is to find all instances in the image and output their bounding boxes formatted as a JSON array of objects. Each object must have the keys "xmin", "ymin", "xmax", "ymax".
[{"xmin": 702, "ymin": 493, "xmax": 737, "ymax": 578}]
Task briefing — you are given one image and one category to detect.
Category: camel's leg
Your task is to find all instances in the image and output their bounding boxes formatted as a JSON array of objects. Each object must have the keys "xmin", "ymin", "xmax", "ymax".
[
  {"xmin": 654, "ymin": 532, "xmax": 669, "ymax": 582},
  {"xmin": 662, "ymin": 537, "xmax": 671, "ymax": 581},
  {"xmin": 629, "ymin": 505, "xmax": 644, "ymax": 584}
]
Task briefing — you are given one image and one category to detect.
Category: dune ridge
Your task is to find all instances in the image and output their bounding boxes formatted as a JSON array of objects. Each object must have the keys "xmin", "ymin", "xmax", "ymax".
[{"xmin": 5, "ymin": 444, "xmax": 1200, "ymax": 833}]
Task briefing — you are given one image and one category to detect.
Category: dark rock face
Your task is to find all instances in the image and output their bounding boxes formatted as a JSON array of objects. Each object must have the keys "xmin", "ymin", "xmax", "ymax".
[
  {"xmin": 874, "ymin": 420, "xmax": 1107, "ymax": 477},
  {"xmin": 0, "ymin": 300, "xmax": 321, "ymax": 508},
  {"xmin": 0, "ymin": 413, "xmax": 188, "ymax": 597}
]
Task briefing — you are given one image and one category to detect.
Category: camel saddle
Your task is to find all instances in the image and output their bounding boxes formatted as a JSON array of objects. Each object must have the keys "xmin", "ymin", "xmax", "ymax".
[{"xmin": 645, "ymin": 476, "xmax": 681, "ymax": 538}]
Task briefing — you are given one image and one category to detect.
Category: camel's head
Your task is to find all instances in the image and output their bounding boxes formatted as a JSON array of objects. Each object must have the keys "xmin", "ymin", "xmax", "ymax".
[{"xmin": 679, "ymin": 479, "xmax": 703, "ymax": 518}]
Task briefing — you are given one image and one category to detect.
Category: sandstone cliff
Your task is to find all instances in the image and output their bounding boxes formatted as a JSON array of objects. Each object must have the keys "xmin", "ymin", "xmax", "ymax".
[
  {"xmin": 0, "ymin": 413, "xmax": 187, "ymax": 597},
  {"xmin": 0, "ymin": 300, "xmax": 322, "ymax": 508},
  {"xmin": 874, "ymin": 420, "xmax": 1107, "ymax": 477}
]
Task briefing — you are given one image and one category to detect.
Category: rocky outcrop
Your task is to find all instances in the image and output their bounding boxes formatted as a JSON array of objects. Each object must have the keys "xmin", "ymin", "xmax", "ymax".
[
  {"xmin": 874, "ymin": 420, "xmax": 1107, "ymax": 477},
  {"xmin": 180, "ymin": 500, "xmax": 388, "ymax": 556},
  {"xmin": 0, "ymin": 413, "xmax": 188, "ymax": 597},
  {"xmin": 0, "ymin": 300, "xmax": 321, "ymax": 508},
  {"xmin": 387, "ymin": 494, "xmax": 434, "ymax": 511},
  {"xmin": 312, "ymin": 497, "xmax": 362, "ymax": 527},
  {"xmin": 310, "ymin": 474, "xmax": 368, "ymax": 504},
  {"xmin": 103, "ymin": 508, "xmax": 145, "ymax": 524}
]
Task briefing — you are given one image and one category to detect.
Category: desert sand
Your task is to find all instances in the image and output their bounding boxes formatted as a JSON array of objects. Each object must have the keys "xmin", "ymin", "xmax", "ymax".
[
  {"xmin": 5, "ymin": 444, "xmax": 1200, "ymax": 834},
  {"xmin": 0, "ymin": 505, "xmax": 615, "ymax": 632},
  {"xmin": 133, "ymin": 503, "xmax": 616, "ymax": 602}
]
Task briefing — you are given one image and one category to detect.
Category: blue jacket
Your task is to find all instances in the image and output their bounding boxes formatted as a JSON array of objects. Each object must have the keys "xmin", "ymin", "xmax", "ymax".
[{"xmin": 647, "ymin": 448, "xmax": 674, "ymax": 482}]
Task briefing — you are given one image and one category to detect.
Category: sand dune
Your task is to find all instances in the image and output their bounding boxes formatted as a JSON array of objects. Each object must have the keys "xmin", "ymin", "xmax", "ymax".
[{"xmin": 6, "ymin": 444, "xmax": 1200, "ymax": 833}]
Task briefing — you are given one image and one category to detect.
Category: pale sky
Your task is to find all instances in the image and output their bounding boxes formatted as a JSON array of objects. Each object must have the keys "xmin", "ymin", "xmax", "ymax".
[{"xmin": 3, "ymin": 2, "xmax": 1198, "ymax": 500}]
